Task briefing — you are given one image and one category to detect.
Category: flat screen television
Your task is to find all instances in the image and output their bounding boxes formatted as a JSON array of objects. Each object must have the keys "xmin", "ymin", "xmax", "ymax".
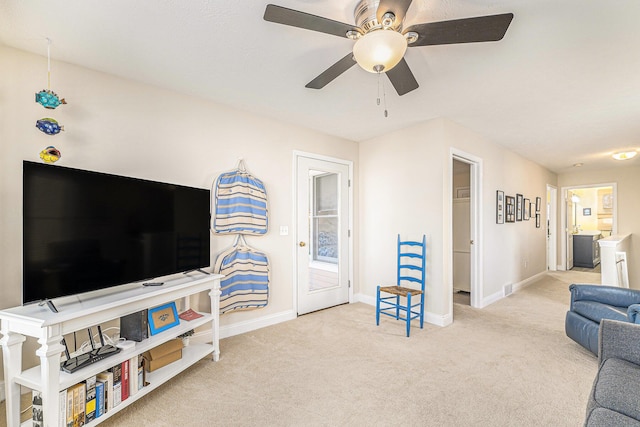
[{"xmin": 23, "ymin": 161, "xmax": 211, "ymax": 305}]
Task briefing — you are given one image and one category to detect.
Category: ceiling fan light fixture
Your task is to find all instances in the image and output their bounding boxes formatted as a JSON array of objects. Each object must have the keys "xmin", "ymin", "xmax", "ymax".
[
  {"xmin": 353, "ymin": 29, "xmax": 407, "ymax": 73},
  {"xmin": 612, "ymin": 151, "xmax": 637, "ymax": 160}
]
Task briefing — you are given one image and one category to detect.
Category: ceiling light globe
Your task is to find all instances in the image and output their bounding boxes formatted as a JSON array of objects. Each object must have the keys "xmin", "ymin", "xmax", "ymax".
[
  {"xmin": 353, "ymin": 30, "xmax": 407, "ymax": 73},
  {"xmin": 612, "ymin": 151, "xmax": 637, "ymax": 160}
]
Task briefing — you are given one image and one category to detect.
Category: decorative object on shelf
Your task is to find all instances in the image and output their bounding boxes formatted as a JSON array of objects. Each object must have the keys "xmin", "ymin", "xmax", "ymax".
[
  {"xmin": 39, "ymin": 145, "xmax": 61, "ymax": 163},
  {"xmin": 177, "ymin": 329, "xmax": 194, "ymax": 347},
  {"xmin": 36, "ymin": 117, "xmax": 64, "ymax": 135},
  {"xmin": 148, "ymin": 302, "xmax": 180, "ymax": 335},
  {"xmin": 213, "ymin": 159, "xmax": 268, "ymax": 235},
  {"xmin": 516, "ymin": 193, "xmax": 523, "ymax": 221},
  {"xmin": 35, "ymin": 38, "xmax": 67, "ymax": 109},
  {"xmin": 496, "ymin": 190, "xmax": 504, "ymax": 224},
  {"xmin": 178, "ymin": 308, "xmax": 203, "ymax": 321},
  {"xmin": 214, "ymin": 234, "xmax": 269, "ymax": 314},
  {"xmin": 505, "ymin": 195, "xmax": 515, "ymax": 223}
]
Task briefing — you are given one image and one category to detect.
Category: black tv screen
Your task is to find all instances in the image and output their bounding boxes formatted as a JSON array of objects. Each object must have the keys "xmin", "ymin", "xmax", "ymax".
[{"xmin": 23, "ymin": 161, "xmax": 211, "ymax": 305}]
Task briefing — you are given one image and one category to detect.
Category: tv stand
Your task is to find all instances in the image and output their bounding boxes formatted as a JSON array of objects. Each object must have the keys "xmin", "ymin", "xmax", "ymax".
[{"xmin": 0, "ymin": 273, "xmax": 221, "ymax": 426}]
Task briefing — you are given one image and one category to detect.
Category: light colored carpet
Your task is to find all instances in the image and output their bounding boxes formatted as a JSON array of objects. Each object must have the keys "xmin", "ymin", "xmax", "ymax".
[{"xmin": 2, "ymin": 271, "xmax": 600, "ymax": 426}]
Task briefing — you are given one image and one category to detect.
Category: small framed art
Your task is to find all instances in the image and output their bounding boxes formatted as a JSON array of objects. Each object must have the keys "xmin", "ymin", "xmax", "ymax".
[
  {"xmin": 535, "ymin": 213, "xmax": 541, "ymax": 228},
  {"xmin": 583, "ymin": 208, "xmax": 591, "ymax": 216},
  {"xmin": 516, "ymin": 193, "xmax": 523, "ymax": 221},
  {"xmin": 506, "ymin": 195, "xmax": 515, "ymax": 223},
  {"xmin": 496, "ymin": 190, "xmax": 505, "ymax": 224},
  {"xmin": 535, "ymin": 197, "xmax": 541, "ymax": 213},
  {"xmin": 148, "ymin": 302, "xmax": 180, "ymax": 335},
  {"xmin": 524, "ymin": 198, "xmax": 530, "ymax": 220}
]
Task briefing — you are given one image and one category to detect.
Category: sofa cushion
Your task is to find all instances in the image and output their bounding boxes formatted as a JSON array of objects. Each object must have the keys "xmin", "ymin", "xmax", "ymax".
[
  {"xmin": 586, "ymin": 407, "xmax": 640, "ymax": 426},
  {"xmin": 593, "ymin": 357, "xmax": 640, "ymax": 421},
  {"xmin": 573, "ymin": 301, "xmax": 628, "ymax": 324}
]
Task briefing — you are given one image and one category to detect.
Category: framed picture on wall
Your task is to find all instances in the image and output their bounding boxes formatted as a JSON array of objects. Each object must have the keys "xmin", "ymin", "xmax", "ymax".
[
  {"xmin": 506, "ymin": 195, "xmax": 515, "ymax": 223},
  {"xmin": 535, "ymin": 213, "xmax": 541, "ymax": 228},
  {"xmin": 496, "ymin": 190, "xmax": 505, "ymax": 224},
  {"xmin": 523, "ymin": 198, "xmax": 530, "ymax": 220},
  {"xmin": 535, "ymin": 197, "xmax": 541, "ymax": 212},
  {"xmin": 516, "ymin": 193, "xmax": 523, "ymax": 221}
]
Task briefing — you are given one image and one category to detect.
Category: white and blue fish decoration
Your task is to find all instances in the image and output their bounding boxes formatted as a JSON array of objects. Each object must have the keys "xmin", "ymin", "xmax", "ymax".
[
  {"xmin": 36, "ymin": 118, "xmax": 64, "ymax": 135},
  {"xmin": 35, "ymin": 89, "xmax": 66, "ymax": 109}
]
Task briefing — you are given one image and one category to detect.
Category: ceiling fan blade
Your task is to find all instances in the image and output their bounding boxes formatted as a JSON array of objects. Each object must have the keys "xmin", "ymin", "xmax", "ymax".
[
  {"xmin": 377, "ymin": 0, "xmax": 413, "ymax": 27},
  {"xmin": 405, "ymin": 13, "xmax": 514, "ymax": 46},
  {"xmin": 306, "ymin": 53, "xmax": 357, "ymax": 89},
  {"xmin": 385, "ymin": 58, "xmax": 419, "ymax": 96},
  {"xmin": 264, "ymin": 4, "xmax": 359, "ymax": 38}
]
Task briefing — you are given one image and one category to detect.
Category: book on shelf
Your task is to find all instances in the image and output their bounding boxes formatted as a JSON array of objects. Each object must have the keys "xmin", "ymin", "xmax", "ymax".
[
  {"xmin": 31, "ymin": 390, "xmax": 43, "ymax": 427},
  {"xmin": 66, "ymin": 387, "xmax": 74, "ymax": 427},
  {"xmin": 96, "ymin": 371, "xmax": 114, "ymax": 413},
  {"xmin": 85, "ymin": 376, "xmax": 97, "ymax": 423},
  {"xmin": 110, "ymin": 363, "xmax": 122, "ymax": 408},
  {"xmin": 71, "ymin": 382, "xmax": 85, "ymax": 427},
  {"xmin": 95, "ymin": 380, "xmax": 105, "ymax": 419},
  {"xmin": 129, "ymin": 355, "xmax": 139, "ymax": 396},
  {"xmin": 121, "ymin": 360, "xmax": 130, "ymax": 402},
  {"xmin": 59, "ymin": 389, "xmax": 67, "ymax": 427},
  {"xmin": 179, "ymin": 308, "xmax": 203, "ymax": 321}
]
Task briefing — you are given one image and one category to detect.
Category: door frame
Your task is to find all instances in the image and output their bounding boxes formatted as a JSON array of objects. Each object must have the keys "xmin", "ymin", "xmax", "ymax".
[
  {"xmin": 559, "ymin": 183, "xmax": 617, "ymax": 270},
  {"xmin": 450, "ymin": 149, "xmax": 483, "ymax": 312},
  {"xmin": 292, "ymin": 151, "xmax": 354, "ymax": 315},
  {"xmin": 546, "ymin": 185, "xmax": 558, "ymax": 271}
]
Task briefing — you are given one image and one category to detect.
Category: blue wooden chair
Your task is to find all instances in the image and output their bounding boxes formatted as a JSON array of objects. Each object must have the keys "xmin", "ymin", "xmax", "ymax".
[{"xmin": 376, "ymin": 235, "xmax": 426, "ymax": 337}]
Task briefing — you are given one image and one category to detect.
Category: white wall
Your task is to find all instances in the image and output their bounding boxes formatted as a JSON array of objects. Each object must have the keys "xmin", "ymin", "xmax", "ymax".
[
  {"xmin": 0, "ymin": 45, "xmax": 359, "ymax": 378},
  {"xmin": 358, "ymin": 118, "xmax": 557, "ymax": 321}
]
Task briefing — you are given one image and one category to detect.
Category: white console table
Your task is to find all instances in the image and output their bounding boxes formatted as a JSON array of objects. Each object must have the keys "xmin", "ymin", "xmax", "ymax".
[{"xmin": 0, "ymin": 273, "xmax": 222, "ymax": 427}]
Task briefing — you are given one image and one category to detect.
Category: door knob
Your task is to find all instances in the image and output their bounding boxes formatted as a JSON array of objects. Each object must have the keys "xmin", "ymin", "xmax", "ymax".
[
  {"xmin": 299, "ymin": 241, "xmax": 306, "ymax": 247},
  {"xmin": 470, "ymin": 240, "xmax": 474, "ymax": 245}
]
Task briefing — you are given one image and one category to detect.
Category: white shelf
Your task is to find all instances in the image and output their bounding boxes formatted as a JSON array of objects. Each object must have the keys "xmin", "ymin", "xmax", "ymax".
[
  {"xmin": 1, "ymin": 274, "xmax": 221, "ymax": 427},
  {"xmin": 15, "ymin": 312, "xmax": 213, "ymax": 392}
]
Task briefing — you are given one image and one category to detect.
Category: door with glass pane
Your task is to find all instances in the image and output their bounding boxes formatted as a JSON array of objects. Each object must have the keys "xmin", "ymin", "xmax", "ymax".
[{"xmin": 296, "ymin": 155, "xmax": 350, "ymax": 315}]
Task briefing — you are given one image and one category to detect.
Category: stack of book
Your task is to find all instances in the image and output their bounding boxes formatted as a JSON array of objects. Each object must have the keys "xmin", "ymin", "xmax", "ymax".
[{"xmin": 34, "ymin": 355, "xmax": 145, "ymax": 427}]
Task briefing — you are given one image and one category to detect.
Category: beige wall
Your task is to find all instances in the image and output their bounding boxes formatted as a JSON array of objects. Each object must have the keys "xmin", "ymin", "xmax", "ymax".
[
  {"xmin": 558, "ymin": 165, "xmax": 640, "ymax": 287},
  {"xmin": 0, "ymin": 45, "xmax": 359, "ymax": 378},
  {"xmin": 359, "ymin": 118, "xmax": 557, "ymax": 320}
]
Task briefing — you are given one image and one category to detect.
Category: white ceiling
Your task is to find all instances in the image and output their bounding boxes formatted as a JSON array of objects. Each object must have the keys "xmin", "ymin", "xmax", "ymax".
[{"xmin": 2, "ymin": 0, "xmax": 640, "ymax": 174}]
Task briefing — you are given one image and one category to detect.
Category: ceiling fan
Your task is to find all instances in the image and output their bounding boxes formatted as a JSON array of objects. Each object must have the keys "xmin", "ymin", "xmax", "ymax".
[{"xmin": 264, "ymin": 0, "xmax": 513, "ymax": 96}]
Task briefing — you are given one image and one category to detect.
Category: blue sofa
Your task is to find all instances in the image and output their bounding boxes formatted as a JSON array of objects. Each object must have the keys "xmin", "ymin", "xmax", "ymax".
[{"xmin": 565, "ymin": 284, "xmax": 640, "ymax": 355}]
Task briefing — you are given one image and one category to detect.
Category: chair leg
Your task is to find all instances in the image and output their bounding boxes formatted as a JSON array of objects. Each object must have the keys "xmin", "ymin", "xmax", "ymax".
[
  {"xmin": 419, "ymin": 293, "xmax": 425, "ymax": 329},
  {"xmin": 376, "ymin": 286, "xmax": 381, "ymax": 326},
  {"xmin": 406, "ymin": 292, "xmax": 412, "ymax": 337},
  {"xmin": 395, "ymin": 295, "xmax": 400, "ymax": 319}
]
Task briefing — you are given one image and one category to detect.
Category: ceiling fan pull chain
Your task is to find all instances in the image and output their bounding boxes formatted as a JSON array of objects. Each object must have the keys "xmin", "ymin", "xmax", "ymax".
[
  {"xmin": 376, "ymin": 72, "xmax": 381, "ymax": 106},
  {"xmin": 382, "ymin": 75, "xmax": 388, "ymax": 118}
]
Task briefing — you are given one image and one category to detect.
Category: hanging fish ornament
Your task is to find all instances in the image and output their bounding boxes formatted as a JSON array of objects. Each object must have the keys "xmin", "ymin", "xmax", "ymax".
[
  {"xmin": 35, "ymin": 89, "xmax": 66, "ymax": 109},
  {"xmin": 35, "ymin": 38, "xmax": 68, "ymax": 109},
  {"xmin": 39, "ymin": 146, "xmax": 61, "ymax": 163},
  {"xmin": 36, "ymin": 118, "xmax": 64, "ymax": 135}
]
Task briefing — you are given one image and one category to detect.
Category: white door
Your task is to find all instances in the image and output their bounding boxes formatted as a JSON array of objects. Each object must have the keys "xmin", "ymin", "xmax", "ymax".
[{"xmin": 295, "ymin": 155, "xmax": 350, "ymax": 315}]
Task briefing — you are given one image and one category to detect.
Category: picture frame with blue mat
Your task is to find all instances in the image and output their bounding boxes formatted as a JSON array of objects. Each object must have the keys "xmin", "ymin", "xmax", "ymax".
[{"xmin": 148, "ymin": 302, "xmax": 179, "ymax": 335}]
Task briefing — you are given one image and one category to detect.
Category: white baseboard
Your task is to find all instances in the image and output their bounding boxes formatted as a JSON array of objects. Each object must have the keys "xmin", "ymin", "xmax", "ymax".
[
  {"xmin": 219, "ymin": 309, "xmax": 296, "ymax": 339},
  {"xmin": 512, "ymin": 271, "xmax": 548, "ymax": 293},
  {"xmin": 354, "ymin": 293, "xmax": 450, "ymax": 327},
  {"xmin": 0, "ymin": 380, "xmax": 4, "ymax": 403},
  {"xmin": 481, "ymin": 289, "xmax": 504, "ymax": 308}
]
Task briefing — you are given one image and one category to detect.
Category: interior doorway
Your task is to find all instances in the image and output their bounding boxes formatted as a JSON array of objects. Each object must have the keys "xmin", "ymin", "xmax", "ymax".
[
  {"xmin": 452, "ymin": 159, "xmax": 471, "ymax": 306},
  {"xmin": 560, "ymin": 183, "xmax": 616, "ymax": 273},
  {"xmin": 450, "ymin": 149, "xmax": 482, "ymax": 313},
  {"xmin": 294, "ymin": 152, "xmax": 352, "ymax": 315},
  {"xmin": 546, "ymin": 185, "xmax": 557, "ymax": 271}
]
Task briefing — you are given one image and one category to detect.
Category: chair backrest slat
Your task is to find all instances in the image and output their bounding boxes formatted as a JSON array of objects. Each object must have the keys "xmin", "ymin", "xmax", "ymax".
[{"xmin": 396, "ymin": 234, "xmax": 426, "ymax": 292}]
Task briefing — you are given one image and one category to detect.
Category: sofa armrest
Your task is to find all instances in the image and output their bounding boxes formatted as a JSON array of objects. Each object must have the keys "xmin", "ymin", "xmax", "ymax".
[
  {"xmin": 599, "ymin": 319, "xmax": 640, "ymax": 365},
  {"xmin": 628, "ymin": 304, "xmax": 640, "ymax": 324},
  {"xmin": 569, "ymin": 284, "xmax": 640, "ymax": 310}
]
